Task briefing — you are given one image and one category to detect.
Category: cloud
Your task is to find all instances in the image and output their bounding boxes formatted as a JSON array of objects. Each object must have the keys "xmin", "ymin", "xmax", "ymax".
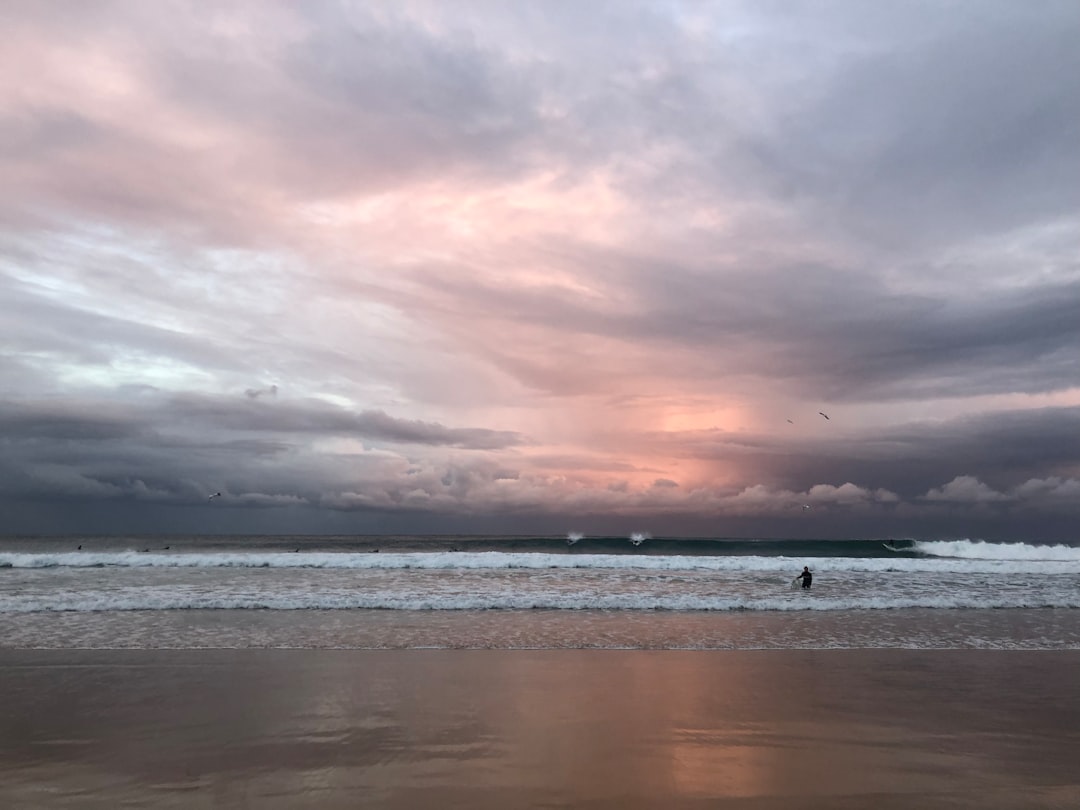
[
  {"xmin": 244, "ymin": 384, "xmax": 278, "ymax": 399},
  {"xmin": 3, "ymin": 2, "xmax": 1080, "ymax": 538},
  {"xmin": 1012, "ymin": 476, "xmax": 1080, "ymax": 502},
  {"xmin": 0, "ymin": 394, "xmax": 524, "ymax": 451},
  {"xmin": 0, "ymin": 400, "xmax": 144, "ymax": 441},
  {"xmin": 741, "ymin": 3, "xmax": 1080, "ymax": 250},
  {"xmin": 923, "ymin": 476, "xmax": 1011, "ymax": 504}
]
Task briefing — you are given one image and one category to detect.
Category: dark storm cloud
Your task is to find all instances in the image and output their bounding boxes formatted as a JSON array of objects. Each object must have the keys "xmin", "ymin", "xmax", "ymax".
[
  {"xmin": 0, "ymin": 400, "xmax": 144, "ymax": 441},
  {"xmin": 161, "ymin": 394, "xmax": 524, "ymax": 449},
  {"xmin": 0, "ymin": 392, "xmax": 525, "ymax": 518},
  {"xmin": 0, "ymin": 395, "xmax": 523, "ymax": 451},
  {"xmin": 666, "ymin": 405, "xmax": 1080, "ymax": 499},
  {"xmin": 744, "ymin": 2, "xmax": 1080, "ymax": 248},
  {"xmin": 613, "ymin": 263, "xmax": 1080, "ymax": 402},
  {"xmin": 404, "ymin": 251, "xmax": 1080, "ymax": 402}
]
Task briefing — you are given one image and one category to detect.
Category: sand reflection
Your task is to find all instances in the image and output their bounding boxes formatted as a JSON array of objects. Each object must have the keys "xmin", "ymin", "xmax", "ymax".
[{"xmin": 2, "ymin": 649, "xmax": 1079, "ymax": 808}]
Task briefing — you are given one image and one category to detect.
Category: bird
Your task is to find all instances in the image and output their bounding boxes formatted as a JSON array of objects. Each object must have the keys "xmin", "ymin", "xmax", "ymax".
[
  {"xmin": 801, "ymin": 504, "xmax": 811, "ymax": 511},
  {"xmin": 208, "ymin": 492, "xmax": 221, "ymax": 500},
  {"xmin": 786, "ymin": 419, "xmax": 794, "ymax": 424},
  {"xmin": 818, "ymin": 412, "xmax": 830, "ymax": 420}
]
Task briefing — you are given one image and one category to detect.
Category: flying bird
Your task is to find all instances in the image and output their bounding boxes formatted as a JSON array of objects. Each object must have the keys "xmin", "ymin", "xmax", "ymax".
[
  {"xmin": 786, "ymin": 419, "xmax": 794, "ymax": 424},
  {"xmin": 208, "ymin": 492, "xmax": 221, "ymax": 500},
  {"xmin": 818, "ymin": 412, "xmax": 830, "ymax": 420},
  {"xmin": 801, "ymin": 504, "xmax": 811, "ymax": 511}
]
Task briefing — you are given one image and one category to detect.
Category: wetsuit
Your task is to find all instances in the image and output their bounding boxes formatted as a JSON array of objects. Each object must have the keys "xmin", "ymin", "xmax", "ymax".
[{"xmin": 797, "ymin": 570, "xmax": 812, "ymax": 589}]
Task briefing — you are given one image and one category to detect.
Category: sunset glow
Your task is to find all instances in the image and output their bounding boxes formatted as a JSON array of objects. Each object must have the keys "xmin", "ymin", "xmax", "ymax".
[{"xmin": 3, "ymin": 1, "xmax": 1080, "ymax": 538}]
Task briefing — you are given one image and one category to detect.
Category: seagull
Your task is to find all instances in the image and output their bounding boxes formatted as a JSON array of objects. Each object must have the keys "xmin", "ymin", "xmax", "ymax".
[
  {"xmin": 786, "ymin": 419, "xmax": 794, "ymax": 424},
  {"xmin": 208, "ymin": 492, "xmax": 221, "ymax": 500},
  {"xmin": 801, "ymin": 504, "xmax": 811, "ymax": 511},
  {"xmin": 818, "ymin": 412, "xmax": 830, "ymax": 420}
]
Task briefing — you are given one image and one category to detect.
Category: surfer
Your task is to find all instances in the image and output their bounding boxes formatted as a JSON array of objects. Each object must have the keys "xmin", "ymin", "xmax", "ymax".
[{"xmin": 795, "ymin": 566, "xmax": 813, "ymax": 589}]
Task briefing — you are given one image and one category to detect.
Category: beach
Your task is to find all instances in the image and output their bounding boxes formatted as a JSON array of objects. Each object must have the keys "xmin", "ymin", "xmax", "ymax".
[
  {"xmin": 4, "ymin": 536, "xmax": 1079, "ymax": 807},
  {"xmin": 3, "ymin": 648, "xmax": 1079, "ymax": 809}
]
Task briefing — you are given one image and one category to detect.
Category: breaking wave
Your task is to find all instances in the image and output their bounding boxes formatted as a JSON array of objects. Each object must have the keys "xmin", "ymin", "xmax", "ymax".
[
  {"xmin": 4, "ymin": 547, "xmax": 1080, "ymax": 575},
  {"xmin": 912, "ymin": 539, "xmax": 1080, "ymax": 562}
]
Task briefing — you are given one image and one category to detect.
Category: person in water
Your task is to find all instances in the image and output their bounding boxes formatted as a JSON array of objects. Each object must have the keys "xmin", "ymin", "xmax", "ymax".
[{"xmin": 795, "ymin": 566, "xmax": 813, "ymax": 589}]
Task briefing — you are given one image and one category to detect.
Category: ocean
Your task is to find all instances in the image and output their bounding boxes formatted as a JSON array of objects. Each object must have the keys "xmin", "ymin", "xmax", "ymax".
[
  {"xmin": 5, "ymin": 534, "xmax": 1080, "ymax": 807},
  {"xmin": 3, "ymin": 534, "xmax": 1079, "ymax": 651}
]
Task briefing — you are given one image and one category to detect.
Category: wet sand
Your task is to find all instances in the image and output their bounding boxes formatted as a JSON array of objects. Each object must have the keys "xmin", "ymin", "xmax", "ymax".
[{"xmin": 2, "ymin": 649, "xmax": 1078, "ymax": 809}]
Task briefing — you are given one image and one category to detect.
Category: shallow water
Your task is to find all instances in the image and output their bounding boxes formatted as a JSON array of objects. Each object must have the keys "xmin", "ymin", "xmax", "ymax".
[
  {"xmin": 3, "ymin": 607, "xmax": 1079, "ymax": 651},
  {"xmin": 4, "ymin": 535, "xmax": 1080, "ymax": 650}
]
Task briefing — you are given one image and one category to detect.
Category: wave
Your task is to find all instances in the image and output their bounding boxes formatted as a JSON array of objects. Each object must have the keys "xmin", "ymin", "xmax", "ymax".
[
  {"xmin": 4, "ymin": 549, "xmax": 1080, "ymax": 575},
  {"xmin": 912, "ymin": 539, "xmax": 1080, "ymax": 561}
]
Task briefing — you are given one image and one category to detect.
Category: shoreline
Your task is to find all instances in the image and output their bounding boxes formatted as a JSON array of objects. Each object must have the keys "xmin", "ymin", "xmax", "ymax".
[{"xmin": 4, "ymin": 607, "xmax": 1080, "ymax": 651}]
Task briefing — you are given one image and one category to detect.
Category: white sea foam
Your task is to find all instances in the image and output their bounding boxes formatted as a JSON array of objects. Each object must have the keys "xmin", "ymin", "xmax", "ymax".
[
  {"xmin": 914, "ymin": 539, "xmax": 1080, "ymax": 561},
  {"xmin": 4, "ymin": 548, "xmax": 1080, "ymax": 575},
  {"xmin": 4, "ymin": 539, "xmax": 1079, "ymax": 618}
]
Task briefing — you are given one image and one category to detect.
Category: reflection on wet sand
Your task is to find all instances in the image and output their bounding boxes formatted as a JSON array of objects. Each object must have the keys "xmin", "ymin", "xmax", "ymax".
[{"xmin": 1, "ymin": 649, "xmax": 1079, "ymax": 808}]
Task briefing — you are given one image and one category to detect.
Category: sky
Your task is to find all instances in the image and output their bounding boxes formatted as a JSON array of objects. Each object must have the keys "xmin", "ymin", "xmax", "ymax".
[{"xmin": 3, "ymin": 0, "xmax": 1080, "ymax": 540}]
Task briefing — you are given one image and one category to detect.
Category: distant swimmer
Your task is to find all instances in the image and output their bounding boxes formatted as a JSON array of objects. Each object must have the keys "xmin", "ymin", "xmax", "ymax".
[
  {"xmin": 818, "ymin": 412, "xmax": 830, "ymax": 421},
  {"xmin": 795, "ymin": 566, "xmax": 813, "ymax": 589}
]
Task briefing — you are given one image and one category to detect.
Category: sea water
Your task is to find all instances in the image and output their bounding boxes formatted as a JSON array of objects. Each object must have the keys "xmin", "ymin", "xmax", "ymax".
[{"xmin": 2, "ymin": 535, "xmax": 1079, "ymax": 650}]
